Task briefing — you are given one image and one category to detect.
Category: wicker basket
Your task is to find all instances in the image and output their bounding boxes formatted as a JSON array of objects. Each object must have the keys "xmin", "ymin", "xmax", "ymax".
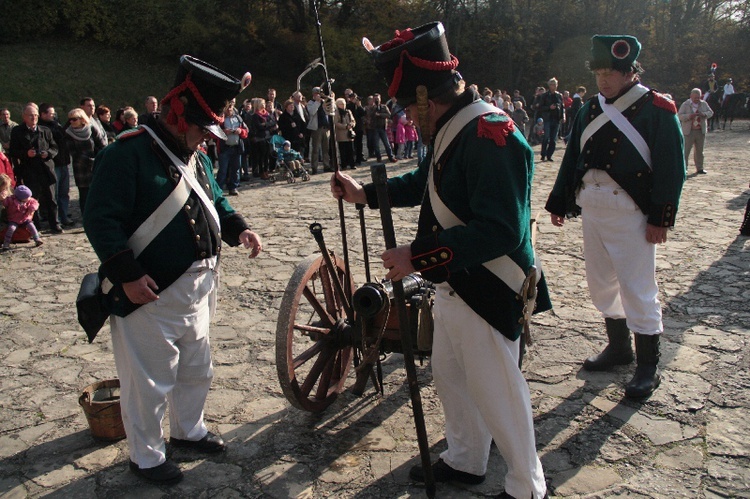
[{"xmin": 79, "ymin": 379, "xmax": 126, "ymax": 441}]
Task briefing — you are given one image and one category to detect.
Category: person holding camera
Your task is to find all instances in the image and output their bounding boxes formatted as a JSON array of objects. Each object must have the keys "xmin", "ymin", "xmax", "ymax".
[
  {"xmin": 333, "ymin": 97, "xmax": 356, "ymax": 170},
  {"xmin": 8, "ymin": 102, "xmax": 62, "ymax": 233}
]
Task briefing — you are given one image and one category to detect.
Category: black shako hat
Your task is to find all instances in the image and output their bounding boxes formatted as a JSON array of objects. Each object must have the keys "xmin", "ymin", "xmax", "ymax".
[
  {"xmin": 363, "ymin": 22, "xmax": 461, "ymax": 107},
  {"xmin": 161, "ymin": 55, "xmax": 252, "ymax": 140}
]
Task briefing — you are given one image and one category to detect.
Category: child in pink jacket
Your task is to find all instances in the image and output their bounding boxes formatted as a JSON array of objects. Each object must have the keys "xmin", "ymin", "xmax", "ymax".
[
  {"xmin": 2, "ymin": 185, "xmax": 43, "ymax": 250},
  {"xmin": 404, "ymin": 119, "xmax": 418, "ymax": 159}
]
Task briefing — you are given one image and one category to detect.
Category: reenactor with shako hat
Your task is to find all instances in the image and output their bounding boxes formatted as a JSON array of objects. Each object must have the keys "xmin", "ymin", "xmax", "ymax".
[
  {"xmin": 332, "ymin": 22, "xmax": 551, "ymax": 499},
  {"xmin": 84, "ymin": 55, "xmax": 262, "ymax": 484},
  {"xmin": 546, "ymin": 35, "xmax": 685, "ymax": 399}
]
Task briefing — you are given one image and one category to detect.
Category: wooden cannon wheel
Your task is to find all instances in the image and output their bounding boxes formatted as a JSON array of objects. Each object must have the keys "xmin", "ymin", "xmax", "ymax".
[{"xmin": 276, "ymin": 253, "xmax": 355, "ymax": 412}]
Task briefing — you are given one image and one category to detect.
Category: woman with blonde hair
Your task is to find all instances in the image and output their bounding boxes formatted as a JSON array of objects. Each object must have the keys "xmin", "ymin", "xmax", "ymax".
[
  {"xmin": 333, "ymin": 97, "xmax": 356, "ymax": 169},
  {"xmin": 65, "ymin": 107, "xmax": 107, "ymax": 212},
  {"xmin": 249, "ymin": 98, "xmax": 278, "ymax": 179}
]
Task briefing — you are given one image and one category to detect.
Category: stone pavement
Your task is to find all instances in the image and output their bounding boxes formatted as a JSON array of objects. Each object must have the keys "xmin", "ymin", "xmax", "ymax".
[{"xmin": 0, "ymin": 127, "xmax": 748, "ymax": 498}]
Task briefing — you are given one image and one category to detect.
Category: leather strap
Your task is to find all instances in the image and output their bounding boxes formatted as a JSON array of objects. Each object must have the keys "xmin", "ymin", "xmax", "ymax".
[{"xmin": 427, "ymin": 101, "xmax": 537, "ymax": 294}]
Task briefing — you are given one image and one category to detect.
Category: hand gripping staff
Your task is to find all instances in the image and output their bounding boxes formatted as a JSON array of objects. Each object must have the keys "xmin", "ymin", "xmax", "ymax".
[{"xmin": 371, "ymin": 163, "xmax": 436, "ymax": 498}]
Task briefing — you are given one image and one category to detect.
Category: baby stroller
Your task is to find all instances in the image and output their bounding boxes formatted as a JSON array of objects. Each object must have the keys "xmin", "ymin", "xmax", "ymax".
[{"xmin": 271, "ymin": 134, "xmax": 310, "ymax": 183}]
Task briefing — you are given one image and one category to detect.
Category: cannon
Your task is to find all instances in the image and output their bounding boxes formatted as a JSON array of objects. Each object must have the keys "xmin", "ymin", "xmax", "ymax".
[{"xmin": 275, "ymin": 230, "xmax": 435, "ymax": 413}]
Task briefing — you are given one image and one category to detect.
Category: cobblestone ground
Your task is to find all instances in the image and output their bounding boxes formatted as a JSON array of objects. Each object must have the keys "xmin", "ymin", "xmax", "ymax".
[{"xmin": 1, "ymin": 125, "xmax": 748, "ymax": 498}]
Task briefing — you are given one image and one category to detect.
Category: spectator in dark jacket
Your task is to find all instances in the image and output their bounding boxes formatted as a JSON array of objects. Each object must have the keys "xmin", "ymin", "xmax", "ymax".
[
  {"xmin": 39, "ymin": 103, "xmax": 73, "ymax": 225},
  {"xmin": 8, "ymin": 102, "xmax": 61, "ymax": 232},
  {"xmin": 538, "ymin": 77, "xmax": 566, "ymax": 161},
  {"xmin": 278, "ymin": 99, "xmax": 306, "ymax": 156},
  {"xmin": 249, "ymin": 98, "xmax": 278, "ymax": 179}
]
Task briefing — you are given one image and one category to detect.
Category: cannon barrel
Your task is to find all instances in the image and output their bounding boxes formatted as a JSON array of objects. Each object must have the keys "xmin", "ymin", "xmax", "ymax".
[{"xmin": 352, "ymin": 274, "xmax": 426, "ymax": 318}]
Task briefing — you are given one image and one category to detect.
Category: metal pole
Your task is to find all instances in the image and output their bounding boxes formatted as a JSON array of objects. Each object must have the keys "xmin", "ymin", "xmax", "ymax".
[
  {"xmin": 370, "ymin": 163, "xmax": 436, "ymax": 498},
  {"xmin": 311, "ymin": 0, "xmax": 352, "ymax": 305}
]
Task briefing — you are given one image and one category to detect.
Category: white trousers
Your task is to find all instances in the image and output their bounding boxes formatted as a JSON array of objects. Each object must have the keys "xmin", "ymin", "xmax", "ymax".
[
  {"xmin": 578, "ymin": 170, "xmax": 662, "ymax": 335},
  {"xmin": 111, "ymin": 259, "xmax": 216, "ymax": 468},
  {"xmin": 432, "ymin": 284, "xmax": 546, "ymax": 499}
]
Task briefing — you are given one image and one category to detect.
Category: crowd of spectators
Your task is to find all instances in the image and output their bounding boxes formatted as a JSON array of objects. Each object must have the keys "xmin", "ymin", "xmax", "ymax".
[{"xmin": 0, "ymin": 80, "xmax": 598, "ymax": 246}]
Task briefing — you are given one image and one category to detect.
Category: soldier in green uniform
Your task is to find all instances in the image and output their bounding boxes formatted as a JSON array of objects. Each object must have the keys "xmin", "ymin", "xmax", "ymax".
[
  {"xmin": 332, "ymin": 22, "xmax": 551, "ymax": 499},
  {"xmin": 545, "ymin": 35, "xmax": 685, "ymax": 399},
  {"xmin": 84, "ymin": 55, "xmax": 262, "ymax": 484}
]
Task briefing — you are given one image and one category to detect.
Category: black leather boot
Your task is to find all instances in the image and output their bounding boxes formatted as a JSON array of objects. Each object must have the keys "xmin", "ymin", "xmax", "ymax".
[
  {"xmin": 582, "ymin": 318, "xmax": 634, "ymax": 371},
  {"xmin": 625, "ymin": 334, "xmax": 661, "ymax": 398}
]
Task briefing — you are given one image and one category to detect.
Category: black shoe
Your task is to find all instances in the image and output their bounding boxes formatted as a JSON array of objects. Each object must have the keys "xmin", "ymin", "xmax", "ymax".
[
  {"xmin": 625, "ymin": 334, "xmax": 661, "ymax": 398},
  {"xmin": 582, "ymin": 318, "xmax": 634, "ymax": 371},
  {"xmin": 227, "ymin": 189, "xmax": 239, "ymax": 196},
  {"xmin": 50, "ymin": 225, "xmax": 64, "ymax": 234},
  {"xmin": 61, "ymin": 219, "xmax": 76, "ymax": 227},
  {"xmin": 409, "ymin": 458, "xmax": 485, "ymax": 485},
  {"xmin": 497, "ymin": 491, "xmax": 549, "ymax": 499},
  {"xmin": 129, "ymin": 459, "xmax": 183, "ymax": 484},
  {"xmin": 170, "ymin": 431, "xmax": 226, "ymax": 453}
]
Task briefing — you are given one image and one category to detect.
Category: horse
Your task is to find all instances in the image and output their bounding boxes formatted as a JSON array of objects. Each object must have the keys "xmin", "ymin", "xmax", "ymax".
[
  {"xmin": 706, "ymin": 90, "xmax": 722, "ymax": 132},
  {"xmin": 720, "ymin": 92, "xmax": 748, "ymax": 130}
]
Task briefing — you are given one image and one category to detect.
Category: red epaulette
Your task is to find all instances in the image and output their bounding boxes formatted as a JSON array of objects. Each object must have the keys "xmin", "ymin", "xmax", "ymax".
[
  {"xmin": 477, "ymin": 112, "xmax": 515, "ymax": 147},
  {"xmin": 652, "ymin": 92, "xmax": 677, "ymax": 114},
  {"xmin": 118, "ymin": 127, "xmax": 147, "ymax": 140}
]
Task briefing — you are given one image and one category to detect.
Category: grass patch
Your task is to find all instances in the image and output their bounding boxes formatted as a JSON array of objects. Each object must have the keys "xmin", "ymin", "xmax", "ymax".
[{"xmin": 0, "ymin": 38, "xmax": 174, "ymax": 116}]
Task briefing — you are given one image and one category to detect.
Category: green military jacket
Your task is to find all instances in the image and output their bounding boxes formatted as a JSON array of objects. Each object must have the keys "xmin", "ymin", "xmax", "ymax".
[
  {"xmin": 84, "ymin": 123, "xmax": 250, "ymax": 317},
  {"xmin": 546, "ymin": 85, "xmax": 686, "ymax": 227},
  {"xmin": 364, "ymin": 91, "xmax": 552, "ymax": 341}
]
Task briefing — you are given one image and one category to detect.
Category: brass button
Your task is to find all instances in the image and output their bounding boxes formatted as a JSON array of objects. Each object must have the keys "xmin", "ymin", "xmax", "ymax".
[
  {"xmin": 590, "ymin": 115, "xmax": 595, "ymax": 119},
  {"xmin": 613, "ymin": 138, "xmax": 618, "ymax": 143},
  {"xmin": 201, "ymin": 251, "xmax": 207, "ymax": 257},
  {"xmin": 613, "ymin": 190, "xmax": 618, "ymax": 195},
  {"xmin": 592, "ymin": 104, "xmax": 597, "ymax": 109},
  {"xmin": 432, "ymin": 225, "xmax": 438, "ymax": 232},
  {"xmin": 205, "ymin": 184, "xmax": 210, "ymax": 189},
  {"xmin": 196, "ymin": 235, "xmax": 201, "ymax": 241},
  {"xmin": 184, "ymin": 205, "xmax": 191, "ymax": 211},
  {"xmin": 609, "ymin": 150, "xmax": 615, "ymax": 155},
  {"xmin": 173, "ymin": 173, "xmax": 179, "ymax": 179},
  {"xmin": 631, "ymin": 105, "xmax": 637, "ymax": 110},
  {"xmin": 190, "ymin": 219, "xmax": 196, "ymax": 225},
  {"xmin": 420, "ymin": 260, "xmax": 427, "ymax": 266},
  {"xmin": 637, "ymin": 173, "xmax": 642, "ymax": 177},
  {"xmin": 440, "ymin": 252, "xmax": 449, "ymax": 260},
  {"xmin": 114, "ymin": 296, "xmax": 120, "ymax": 302},
  {"xmin": 606, "ymin": 164, "xmax": 611, "ymax": 168},
  {"xmin": 606, "ymin": 164, "xmax": 611, "ymax": 169},
  {"xmin": 430, "ymin": 257, "xmax": 437, "ymax": 263},
  {"xmin": 584, "ymin": 163, "xmax": 589, "ymax": 167}
]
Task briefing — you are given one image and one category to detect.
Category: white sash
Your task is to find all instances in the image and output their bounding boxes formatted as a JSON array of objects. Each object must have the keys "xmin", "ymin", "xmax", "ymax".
[
  {"xmin": 128, "ymin": 176, "xmax": 190, "ymax": 259},
  {"xmin": 579, "ymin": 84, "xmax": 650, "ymax": 164},
  {"xmin": 433, "ymin": 100, "xmax": 500, "ymax": 162},
  {"xmin": 101, "ymin": 126, "xmax": 222, "ymax": 294},
  {"xmin": 427, "ymin": 100, "xmax": 535, "ymax": 294},
  {"xmin": 141, "ymin": 125, "xmax": 220, "ymax": 229},
  {"xmin": 597, "ymin": 93, "xmax": 652, "ymax": 170}
]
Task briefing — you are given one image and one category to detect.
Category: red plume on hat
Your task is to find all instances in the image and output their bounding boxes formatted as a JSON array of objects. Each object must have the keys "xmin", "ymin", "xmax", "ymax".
[{"xmin": 161, "ymin": 55, "xmax": 251, "ymax": 140}]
